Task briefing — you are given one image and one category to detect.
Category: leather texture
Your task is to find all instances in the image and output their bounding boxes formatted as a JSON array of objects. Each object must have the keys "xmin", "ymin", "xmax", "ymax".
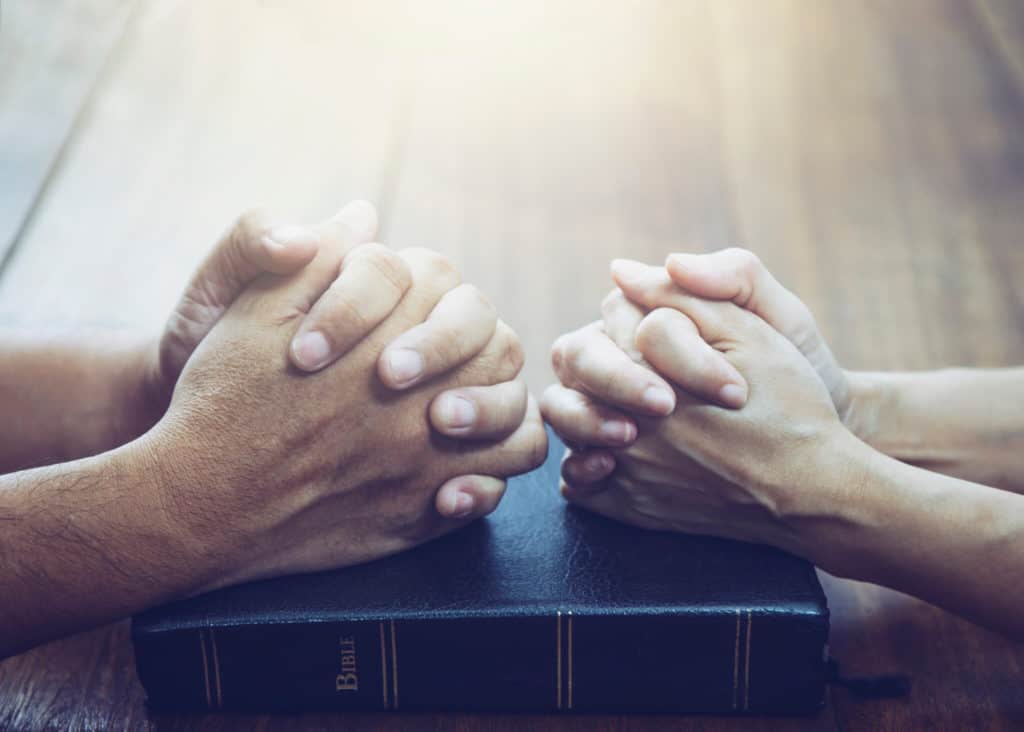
[{"xmin": 133, "ymin": 430, "xmax": 829, "ymax": 714}]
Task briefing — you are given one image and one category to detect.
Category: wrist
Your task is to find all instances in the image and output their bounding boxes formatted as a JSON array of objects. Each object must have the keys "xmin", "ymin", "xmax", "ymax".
[
  {"xmin": 841, "ymin": 370, "xmax": 889, "ymax": 445},
  {"xmin": 759, "ymin": 424, "xmax": 882, "ymax": 577},
  {"xmin": 100, "ymin": 336, "xmax": 172, "ymax": 449},
  {"xmin": 136, "ymin": 408, "xmax": 286, "ymax": 595},
  {"xmin": 0, "ymin": 442, "xmax": 215, "ymax": 654},
  {"xmin": 123, "ymin": 422, "xmax": 230, "ymax": 596}
]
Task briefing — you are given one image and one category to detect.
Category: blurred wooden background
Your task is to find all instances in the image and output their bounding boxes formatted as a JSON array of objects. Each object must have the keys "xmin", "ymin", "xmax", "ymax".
[{"xmin": 1, "ymin": 0, "xmax": 1023, "ymax": 730}]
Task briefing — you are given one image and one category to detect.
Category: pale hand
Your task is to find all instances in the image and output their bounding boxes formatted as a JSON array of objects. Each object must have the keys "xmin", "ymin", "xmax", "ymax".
[{"xmin": 546, "ymin": 283, "xmax": 847, "ymax": 553}]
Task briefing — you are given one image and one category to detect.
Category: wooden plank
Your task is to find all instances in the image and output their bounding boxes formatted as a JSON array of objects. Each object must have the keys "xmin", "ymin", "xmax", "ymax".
[
  {"xmin": 0, "ymin": 0, "xmax": 410, "ymax": 329},
  {"xmin": 384, "ymin": 1, "xmax": 740, "ymax": 393},
  {"xmin": 386, "ymin": 1, "xmax": 1024, "ymax": 731},
  {"xmin": 710, "ymin": 0, "xmax": 1024, "ymax": 371},
  {"xmin": 2, "ymin": 0, "xmax": 1024, "ymax": 730},
  {"xmin": 0, "ymin": 0, "xmax": 136, "ymax": 270},
  {"xmin": 0, "ymin": 1, "xmax": 412, "ymax": 730},
  {"xmin": 709, "ymin": 4, "xmax": 1024, "ymax": 727}
]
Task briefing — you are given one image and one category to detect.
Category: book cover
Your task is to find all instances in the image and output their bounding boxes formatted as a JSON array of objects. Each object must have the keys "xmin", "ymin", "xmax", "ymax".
[{"xmin": 132, "ymin": 430, "xmax": 829, "ymax": 714}]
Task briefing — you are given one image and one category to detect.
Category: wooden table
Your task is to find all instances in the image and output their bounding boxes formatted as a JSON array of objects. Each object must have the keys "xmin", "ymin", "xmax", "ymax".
[{"xmin": 1, "ymin": 1, "xmax": 1022, "ymax": 729}]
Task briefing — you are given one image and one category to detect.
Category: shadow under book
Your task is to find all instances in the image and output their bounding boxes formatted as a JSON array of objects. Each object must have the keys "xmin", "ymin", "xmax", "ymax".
[{"xmin": 132, "ymin": 432, "xmax": 829, "ymax": 714}]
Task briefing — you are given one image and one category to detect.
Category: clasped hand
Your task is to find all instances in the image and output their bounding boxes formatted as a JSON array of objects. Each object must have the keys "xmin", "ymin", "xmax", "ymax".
[
  {"xmin": 542, "ymin": 251, "xmax": 858, "ymax": 558},
  {"xmin": 143, "ymin": 201, "xmax": 546, "ymax": 591},
  {"xmin": 6, "ymin": 202, "xmax": 1024, "ymax": 654},
  {"xmin": 156, "ymin": 208, "xmax": 856, "ymax": 586}
]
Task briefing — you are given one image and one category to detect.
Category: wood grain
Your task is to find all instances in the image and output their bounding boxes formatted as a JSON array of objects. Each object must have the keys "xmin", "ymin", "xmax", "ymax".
[
  {"xmin": 385, "ymin": 0, "xmax": 739, "ymax": 392},
  {"xmin": 0, "ymin": 0, "xmax": 411, "ymax": 327},
  {"xmin": 1, "ymin": 0, "xmax": 1022, "ymax": 730},
  {"xmin": 384, "ymin": 1, "xmax": 1024, "ymax": 730},
  {"xmin": 0, "ymin": 0, "xmax": 136, "ymax": 269}
]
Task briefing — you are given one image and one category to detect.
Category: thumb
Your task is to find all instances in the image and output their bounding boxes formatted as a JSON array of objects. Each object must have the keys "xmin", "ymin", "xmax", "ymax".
[
  {"xmin": 609, "ymin": 259, "xmax": 751, "ymax": 407},
  {"xmin": 157, "ymin": 210, "xmax": 319, "ymax": 381},
  {"xmin": 664, "ymin": 248, "xmax": 815, "ymax": 348},
  {"xmin": 190, "ymin": 209, "xmax": 321, "ymax": 312},
  {"xmin": 187, "ymin": 200, "xmax": 377, "ymax": 320},
  {"xmin": 611, "ymin": 258, "xmax": 728, "ymax": 334},
  {"xmin": 664, "ymin": 248, "xmax": 849, "ymax": 410},
  {"xmin": 159, "ymin": 201, "xmax": 378, "ymax": 382}
]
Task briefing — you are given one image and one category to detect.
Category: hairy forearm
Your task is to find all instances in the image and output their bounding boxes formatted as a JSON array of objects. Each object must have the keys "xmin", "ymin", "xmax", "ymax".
[
  {"xmin": 0, "ymin": 436, "xmax": 208, "ymax": 658},
  {"xmin": 0, "ymin": 329, "xmax": 164, "ymax": 472},
  {"xmin": 846, "ymin": 368, "xmax": 1024, "ymax": 493},
  {"xmin": 799, "ymin": 431, "xmax": 1024, "ymax": 640}
]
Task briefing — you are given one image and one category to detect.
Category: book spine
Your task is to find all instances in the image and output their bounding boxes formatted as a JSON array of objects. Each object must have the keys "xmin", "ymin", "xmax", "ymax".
[{"xmin": 133, "ymin": 610, "xmax": 827, "ymax": 713}]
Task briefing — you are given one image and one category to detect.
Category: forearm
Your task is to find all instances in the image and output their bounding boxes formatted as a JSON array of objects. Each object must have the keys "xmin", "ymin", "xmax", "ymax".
[
  {"xmin": 0, "ymin": 435, "xmax": 206, "ymax": 657},
  {"xmin": 846, "ymin": 368, "xmax": 1024, "ymax": 493},
  {"xmin": 0, "ymin": 329, "xmax": 164, "ymax": 472},
  {"xmin": 795, "ymin": 430, "xmax": 1024, "ymax": 640}
]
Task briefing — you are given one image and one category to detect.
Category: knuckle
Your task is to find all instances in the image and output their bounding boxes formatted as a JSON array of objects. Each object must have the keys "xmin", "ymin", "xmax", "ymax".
[
  {"xmin": 634, "ymin": 320, "xmax": 655, "ymax": 354},
  {"xmin": 600, "ymin": 288, "xmax": 627, "ymax": 316},
  {"xmin": 419, "ymin": 327, "xmax": 462, "ymax": 369},
  {"xmin": 428, "ymin": 251, "xmax": 459, "ymax": 280},
  {"xmin": 560, "ymin": 332, "xmax": 586, "ymax": 373},
  {"xmin": 401, "ymin": 247, "xmax": 460, "ymax": 284},
  {"xmin": 225, "ymin": 209, "xmax": 267, "ymax": 263},
  {"xmin": 361, "ymin": 245, "xmax": 413, "ymax": 295},
  {"xmin": 550, "ymin": 335, "xmax": 569, "ymax": 373},
  {"xmin": 539, "ymin": 383, "xmax": 565, "ymax": 420},
  {"xmin": 396, "ymin": 246, "xmax": 432, "ymax": 275},
  {"xmin": 229, "ymin": 209, "xmax": 277, "ymax": 259},
  {"xmin": 397, "ymin": 502, "xmax": 435, "ymax": 540},
  {"xmin": 478, "ymin": 381, "xmax": 525, "ymax": 428},
  {"xmin": 494, "ymin": 322, "xmax": 525, "ymax": 378},
  {"xmin": 325, "ymin": 291, "xmax": 371, "ymax": 335},
  {"xmin": 697, "ymin": 346, "xmax": 728, "ymax": 386},
  {"xmin": 562, "ymin": 457, "xmax": 586, "ymax": 485},
  {"xmin": 793, "ymin": 299, "xmax": 815, "ymax": 329},
  {"xmin": 460, "ymin": 283, "xmax": 496, "ymax": 319},
  {"xmin": 519, "ymin": 422, "xmax": 549, "ymax": 471},
  {"xmin": 508, "ymin": 379, "xmax": 530, "ymax": 412},
  {"xmin": 442, "ymin": 286, "xmax": 497, "ymax": 345},
  {"xmin": 731, "ymin": 247, "xmax": 763, "ymax": 276},
  {"xmin": 212, "ymin": 209, "xmax": 275, "ymax": 291},
  {"xmin": 596, "ymin": 362, "xmax": 627, "ymax": 400},
  {"xmin": 529, "ymin": 426, "xmax": 551, "ymax": 469},
  {"xmin": 635, "ymin": 308, "xmax": 674, "ymax": 350},
  {"xmin": 233, "ymin": 208, "xmax": 268, "ymax": 240}
]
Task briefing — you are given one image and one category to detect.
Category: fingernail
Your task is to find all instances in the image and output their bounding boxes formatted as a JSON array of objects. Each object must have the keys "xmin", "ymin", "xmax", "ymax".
[
  {"xmin": 291, "ymin": 331, "xmax": 331, "ymax": 370},
  {"xmin": 265, "ymin": 225, "xmax": 314, "ymax": 250},
  {"xmin": 642, "ymin": 385, "xmax": 675, "ymax": 415},
  {"xmin": 610, "ymin": 258, "xmax": 647, "ymax": 284},
  {"xmin": 385, "ymin": 348, "xmax": 424, "ymax": 386},
  {"xmin": 719, "ymin": 382, "xmax": 748, "ymax": 409},
  {"xmin": 598, "ymin": 420, "xmax": 636, "ymax": 445},
  {"xmin": 439, "ymin": 394, "xmax": 476, "ymax": 429},
  {"xmin": 585, "ymin": 453, "xmax": 615, "ymax": 476},
  {"xmin": 451, "ymin": 491, "xmax": 475, "ymax": 518},
  {"xmin": 665, "ymin": 252, "xmax": 691, "ymax": 269}
]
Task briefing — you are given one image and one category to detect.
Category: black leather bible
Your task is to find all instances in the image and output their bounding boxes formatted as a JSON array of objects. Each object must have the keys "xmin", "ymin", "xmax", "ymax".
[{"xmin": 132, "ymin": 432, "xmax": 829, "ymax": 714}]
